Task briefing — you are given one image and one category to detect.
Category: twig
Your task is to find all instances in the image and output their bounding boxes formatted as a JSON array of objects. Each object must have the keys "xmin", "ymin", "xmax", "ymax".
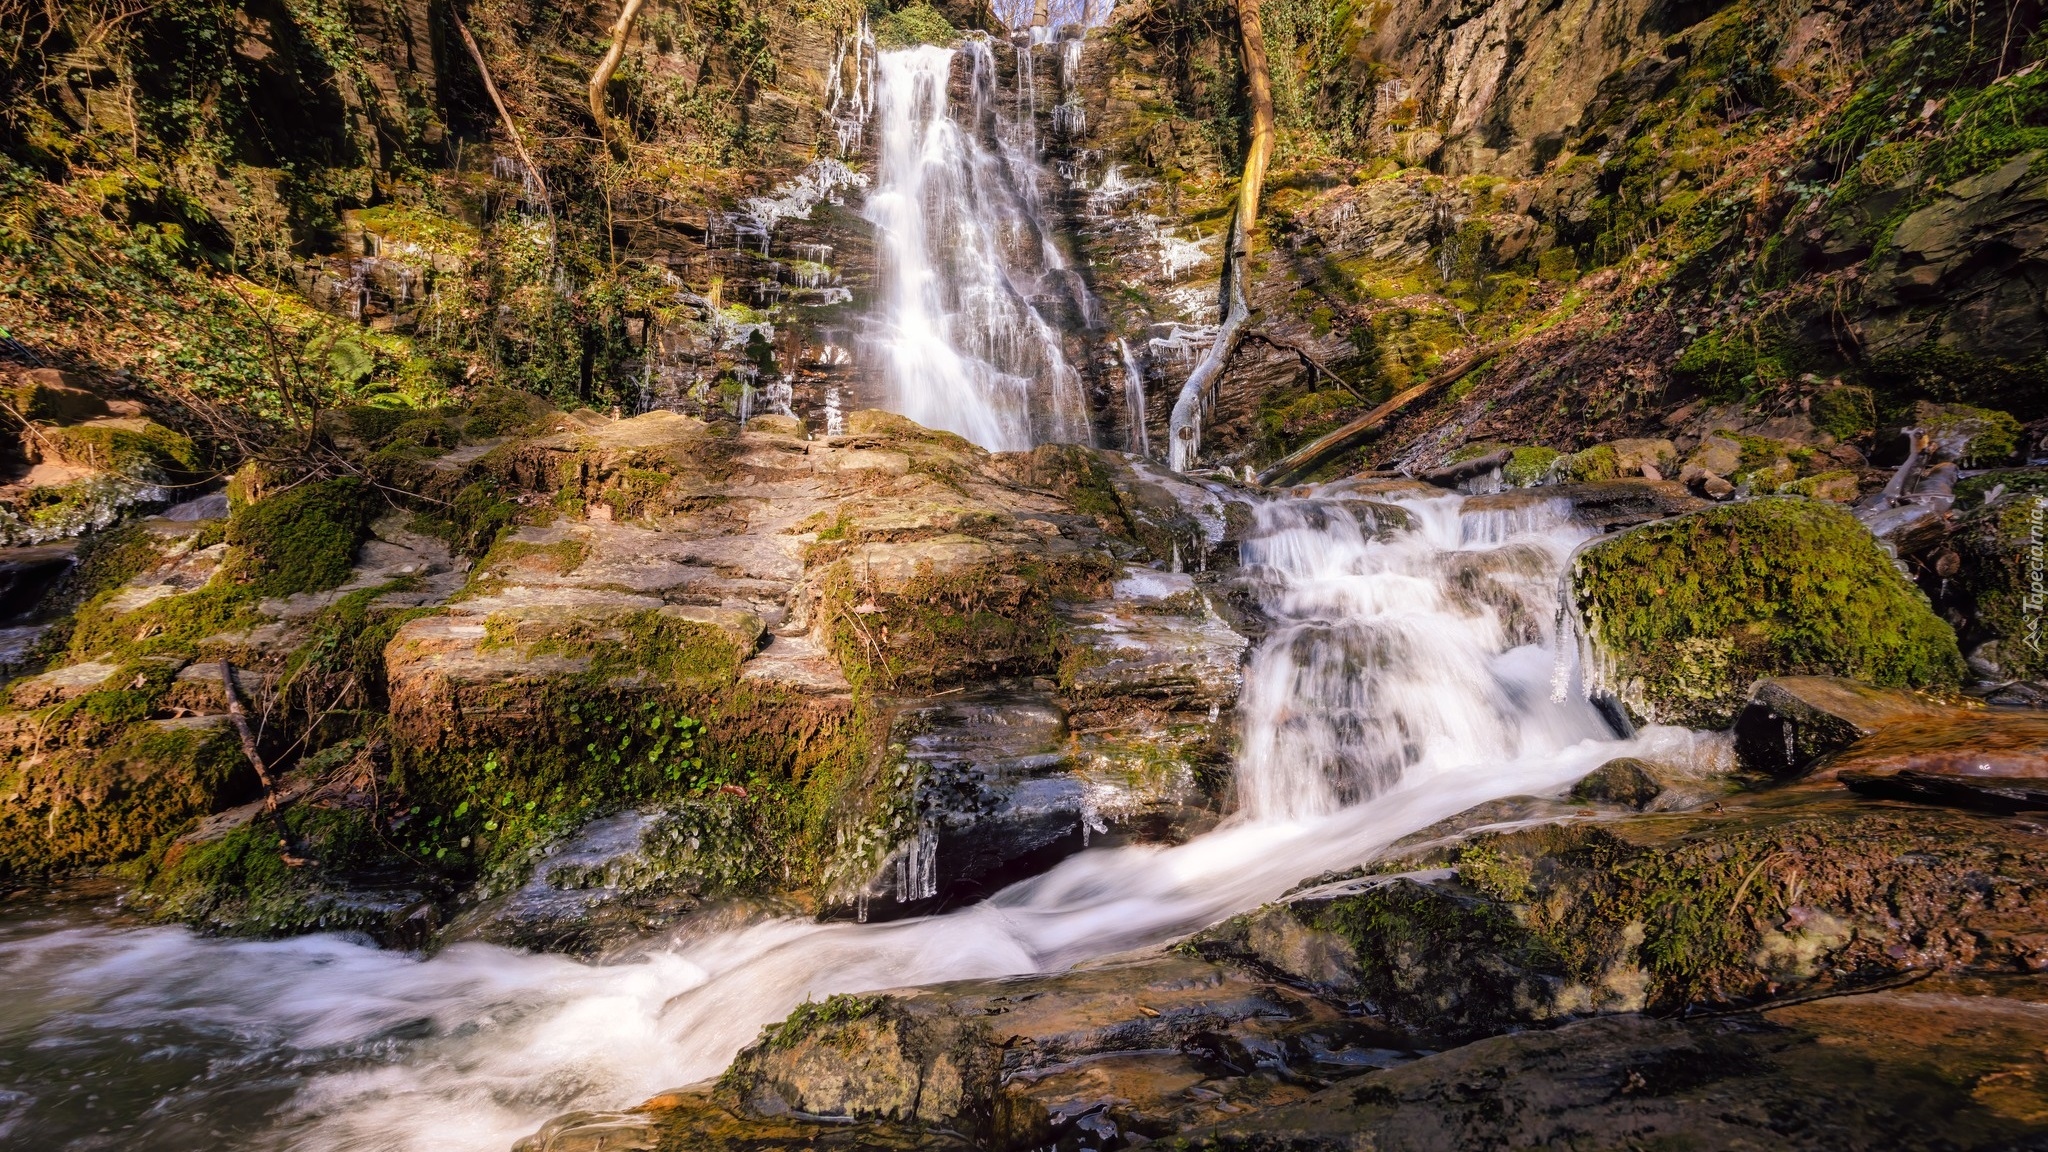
[
  {"xmin": 219, "ymin": 658, "xmax": 279, "ymax": 813},
  {"xmin": 453, "ymin": 4, "xmax": 552, "ymax": 209}
]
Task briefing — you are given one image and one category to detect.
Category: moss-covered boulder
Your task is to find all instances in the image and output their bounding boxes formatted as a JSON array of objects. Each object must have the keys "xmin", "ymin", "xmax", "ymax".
[
  {"xmin": 1949, "ymin": 487, "xmax": 2048, "ymax": 683},
  {"xmin": 1572, "ymin": 498, "xmax": 1963, "ymax": 727},
  {"xmin": 1192, "ymin": 797, "xmax": 2048, "ymax": 1042},
  {"xmin": 0, "ymin": 714, "xmax": 254, "ymax": 879}
]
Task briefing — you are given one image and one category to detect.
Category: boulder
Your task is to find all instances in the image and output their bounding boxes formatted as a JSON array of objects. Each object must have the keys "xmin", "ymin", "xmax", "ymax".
[
  {"xmin": 1568, "ymin": 757, "xmax": 1664, "ymax": 808},
  {"xmin": 10, "ymin": 368, "xmax": 109, "ymax": 424},
  {"xmin": 1572, "ymin": 498, "xmax": 1963, "ymax": 727},
  {"xmin": 1732, "ymin": 676, "xmax": 1946, "ymax": 776},
  {"xmin": 1192, "ymin": 796, "xmax": 2048, "ymax": 1042},
  {"xmin": 1605, "ymin": 438, "xmax": 1677, "ymax": 477}
]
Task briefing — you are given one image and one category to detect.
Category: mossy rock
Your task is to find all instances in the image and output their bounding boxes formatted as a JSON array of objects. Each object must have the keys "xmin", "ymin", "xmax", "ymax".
[
  {"xmin": 134, "ymin": 804, "xmax": 423, "ymax": 938},
  {"xmin": 1569, "ymin": 757, "xmax": 1664, "ymax": 809},
  {"xmin": 1914, "ymin": 401, "xmax": 2022, "ymax": 467},
  {"xmin": 1810, "ymin": 385, "xmax": 1876, "ymax": 441},
  {"xmin": 222, "ymin": 477, "xmax": 373, "ymax": 598},
  {"xmin": 40, "ymin": 421, "xmax": 199, "ymax": 479},
  {"xmin": 1955, "ymin": 467, "xmax": 2048, "ymax": 511},
  {"xmin": 1573, "ymin": 498, "xmax": 1962, "ymax": 727},
  {"xmin": 12, "ymin": 371, "xmax": 109, "ymax": 424},
  {"xmin": 1562, "ymin": 445, "xmax": 1620, "ymax": 482},
  {"xmin": 1951, "ymin": 494, "xmax": 2048, "ymax": 682},
  {"xmin": 1503, "ymin": 447, "xmax": 1561, "ymax": 486},
  {"xmin": 0, "ymin": 716, "xmax": 254, "ymax": 879},
  {"xmin": 872, "ymin": 2, "xmax": 957, "ymax": 47},
  {"xmin": 1196, "ymin": 799, "xmax": 2048, "ymax": 1041}
]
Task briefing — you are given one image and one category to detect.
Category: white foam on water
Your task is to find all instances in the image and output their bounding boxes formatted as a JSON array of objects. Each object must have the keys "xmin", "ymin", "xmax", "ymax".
[{"xmin": 0, "ymin": 488, "xmax": 1704, "ymax": 1152}]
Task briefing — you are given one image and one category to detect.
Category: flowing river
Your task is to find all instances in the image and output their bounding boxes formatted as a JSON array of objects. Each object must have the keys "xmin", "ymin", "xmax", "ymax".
[
  {"xmin": 1, "ymin": 40, "xmax": 1718, "ymax": 1152},
  {"xmin": 0, "ymin": 486, "xmax": 1717, "ymax": 1151}
]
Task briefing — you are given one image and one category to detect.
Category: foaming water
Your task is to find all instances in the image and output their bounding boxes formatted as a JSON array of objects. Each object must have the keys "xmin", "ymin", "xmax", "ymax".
[
  {"xmin": 0, "ymin": 489, "xmax": 1710, "ymax": 1151},
  {"xmin": 864, "ymin": 42, "xmax": 1090, "ymax": 451}
]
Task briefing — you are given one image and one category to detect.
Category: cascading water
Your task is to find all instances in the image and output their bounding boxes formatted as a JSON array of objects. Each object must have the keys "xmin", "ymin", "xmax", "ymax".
[
  {"xmin": 1118, "ymin": 337, "xmax": 1150, "ymax": 458},
  {"xmin": 864, "ymin": 40, "xmax": 1092, "ymax": 451},
  {"xmin": 0, "ymin": 484, "xmax": 1726, "ymax": 1152}
]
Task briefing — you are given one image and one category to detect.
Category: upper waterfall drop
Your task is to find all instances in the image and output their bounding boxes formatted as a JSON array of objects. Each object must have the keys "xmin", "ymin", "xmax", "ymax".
[{"xmin": 864, "ymin": 39, "xmax": 1092, "ymax": 452}]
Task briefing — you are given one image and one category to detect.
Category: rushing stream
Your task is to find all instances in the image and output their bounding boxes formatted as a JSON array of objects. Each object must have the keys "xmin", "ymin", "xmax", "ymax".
[
  {"xmin": 0, "ymin": 484, "xmax": 1720, "ymax": 1151},
  {"xmin": 0, "ymin": 33, "xmax": 1725, "ymax": 1152}
]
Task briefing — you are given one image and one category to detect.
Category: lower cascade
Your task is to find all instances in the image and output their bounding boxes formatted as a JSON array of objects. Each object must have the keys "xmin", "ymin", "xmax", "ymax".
[{"xmin": 0, "ymin": 486, "xmax": 1707, "ymax": 1151}]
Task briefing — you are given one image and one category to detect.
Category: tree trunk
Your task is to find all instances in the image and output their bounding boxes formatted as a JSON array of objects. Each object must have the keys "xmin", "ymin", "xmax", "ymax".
[
  {"xmin": 589, "ymin": 0, "xmax": 648, "ymax": 150},
  {"xmin": 1232, "ymin": 0, "xmax": 1276, "ymax": 245},
  {"xmin": 1164, "ymin": 0, "xmax": 1277, "ymax": 472}
]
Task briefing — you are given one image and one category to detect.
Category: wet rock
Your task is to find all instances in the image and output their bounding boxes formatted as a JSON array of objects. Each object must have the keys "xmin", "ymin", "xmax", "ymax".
[
  {"xmin": 714, "ymin": 951, "xmax": 1409, "ymax": 1146},
  {"xmin": 837, "ymin": 688, "xmax": 1093, "ymax": 921},
  {"xmin": 1183, "ymin": 975, "xmax": 2048, "ymax": 1151},
  {"xmin": 443, "ymin": 811, "xmax": 712, "ymax": 953},
  {"xmin": 1841, "ymin": 769, "xmax": 2048, "ymax": 813},
  {"xmin": 1193, "ymin": 794, "xmax": 2048, "ymax": 1041},
  {"xmin": 1569, "ymin": 757, "xmax": 1663, "ymax": 809},
  {"xmin": 1732, "ymin": 676, "xmax": 1947, "ymax": 777},
  {"xmin": 1464, "ymin": 478, "xmax": 1706, "ymax": 532}
]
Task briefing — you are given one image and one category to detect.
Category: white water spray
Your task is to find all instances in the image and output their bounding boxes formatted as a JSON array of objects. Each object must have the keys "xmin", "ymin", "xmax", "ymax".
[
  {"xmin": 864, "ymin": 42, "xmax": 1091, "ymax": 451},
  {"xmin": 1119, "ymin": 338, "xmax": 1150, "ymax": 458},
  {"xmin": 0, "ymin": 487, "xmax": 1722, "ymax": 1152}
]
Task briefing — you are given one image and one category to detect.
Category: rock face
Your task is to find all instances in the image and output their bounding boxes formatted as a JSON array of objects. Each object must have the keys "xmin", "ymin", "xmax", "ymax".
[{"xmin": 1, "ymin": 404, "xmax": 1253, "ymax": 941}]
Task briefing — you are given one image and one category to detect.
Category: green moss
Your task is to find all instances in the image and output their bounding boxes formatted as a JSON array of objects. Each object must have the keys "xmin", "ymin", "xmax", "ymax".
[
  {"xmin": 1810, "ymin": 386, "xmax": 1876, "ymax": 441},
  {"xmin": 332, "ymin": 403, "xmax": 422, "ymax": 446},
  {"xmin": 0, "ymin": 717, "xmax": 253, "ymax": 879},
  {"xmin": 68, "ymin": 582, "xmax": 263, "ymax": 663},
  {"xmin": 222, "ymin": 478, "xmax": 372, "ymax": 598},
  {"xmin": 1574, "ymin": 498, "xmax": 1963, "ymax": 727},
  {"xmin": 758, "ymin": 993, "xmax": 887, "ymax": 1051},
  {"xmin": 461, "ymin": 387, "xmax": 552, "ymax": 439},
  {"xmin": 1562, "ymin": 445, "xmax": 1620, "ymax": 482},
  {"xmin": 133, "ymin": 804, "xmax": 413, "ymax": 936},
  {"xmin": 873, "ymin": 2, "xmax": 956, "ymax": 47},
  {"xmin": 1955, "ymin": 468, "xmax": 2048, "ymax": 511},
  {"xmin": 1673, "ymin": 328, "xmax": 1793, "ymax": 400},
  {"xmin": 41, "ymin": 421, "xmax": 200, "ymax": 479},
  {"xmin": 821, "ymin": 552, "xmax": 1115, "ymax": 692},
  {"xmin": 1502, "ymin": 446, "xmax": 1561, "ymax": 487},
  {"xmin": 1915, "ymin": 402, "xmax": 2022, "ymax": 467},
  {"xmin": 389, "ymin": 604, "xmax": 877, "ymax": 894}
]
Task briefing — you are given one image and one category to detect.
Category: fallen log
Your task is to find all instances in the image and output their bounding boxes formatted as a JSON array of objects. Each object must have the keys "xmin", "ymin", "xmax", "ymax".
[{"xmin": 1255, "ymin": 346, "xmax": 1501, "ymax": 486}]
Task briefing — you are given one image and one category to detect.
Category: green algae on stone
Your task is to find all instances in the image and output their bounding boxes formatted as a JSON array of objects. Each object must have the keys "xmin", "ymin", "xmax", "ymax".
[{"xmin": 1573, "ymin": 498, "xmax": 1962, "ymax": 727}]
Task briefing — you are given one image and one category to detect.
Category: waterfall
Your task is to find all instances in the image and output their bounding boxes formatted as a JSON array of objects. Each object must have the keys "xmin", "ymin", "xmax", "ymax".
[
  {"xmin": 865, "ymin": 41, "xmax": 1092, "ymax": 451},
  {"xmin": 1119, "ymin": 337, "xmax": 1149, "ymax": 458},
  {"xmin": 1235, "ymin": 489, "xmax": 1609, "ymax": 820},
  {"xmin": 0, "ymin": 484, "xmax": 1731, "ymax": 1152}
]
